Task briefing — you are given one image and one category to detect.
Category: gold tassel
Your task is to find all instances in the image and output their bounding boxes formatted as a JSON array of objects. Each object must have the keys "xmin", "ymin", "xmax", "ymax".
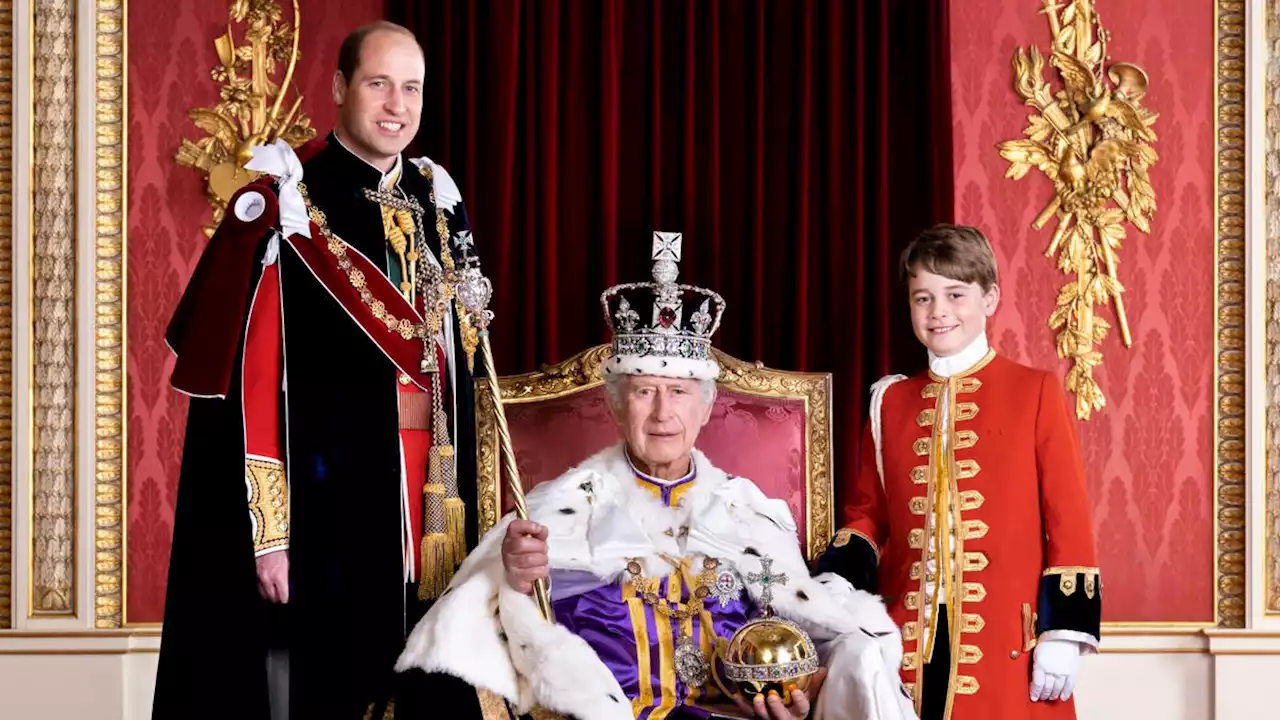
[
  {"xmin": 418, "ymin": 532, "xmax": 454, "ymax": 601},
  {"xmin": 446, "ymin": 496, "xmax": 467, "ymax": 565}
]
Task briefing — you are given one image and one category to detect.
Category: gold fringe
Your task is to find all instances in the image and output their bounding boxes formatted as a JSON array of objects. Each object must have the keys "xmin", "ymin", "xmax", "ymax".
[{"xmin": 446, "ymin": 497, "xmax": 467, "ymax": 563}]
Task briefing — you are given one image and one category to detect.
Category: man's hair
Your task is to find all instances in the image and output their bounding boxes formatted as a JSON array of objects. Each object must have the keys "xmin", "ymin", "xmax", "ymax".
[
  {"xmin": 899, "ymin": 223, "xmax": 998, "ymax": 291},
  {"xmin": 337, "ymin": 21, "xmax": 422, "ymax": 81}
]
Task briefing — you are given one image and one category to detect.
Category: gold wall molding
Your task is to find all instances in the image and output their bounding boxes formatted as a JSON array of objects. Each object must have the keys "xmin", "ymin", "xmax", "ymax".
[
  {"xmin": 94, "ymin": 0, "xmax": 125, "ymax": 629},
  {"xmin": 29, "ymin": 0, "xmax": 76, "ymax": 617},
  {"xmin": 1214, "ymin": 0, "xmax": 1246, "ymax": 628},
  {"xmin": 0, "ymin": 0, "xmax": 13, "ymax": 630},
  {"xmin": 1264, "ymin": 0, "xmax": 1280, "ymax": 616}
]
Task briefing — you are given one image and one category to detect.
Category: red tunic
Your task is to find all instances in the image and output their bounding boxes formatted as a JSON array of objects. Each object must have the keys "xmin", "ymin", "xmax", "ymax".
[{"xmin": 834, "ymin": 351, "xmax": 1100, "ymax": 720}]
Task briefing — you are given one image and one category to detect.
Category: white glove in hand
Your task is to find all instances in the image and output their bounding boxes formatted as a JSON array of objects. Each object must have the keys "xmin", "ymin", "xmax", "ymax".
[{"xmin": 1030, "ymin": 639, "xmax": 1080, "ymax": 702}]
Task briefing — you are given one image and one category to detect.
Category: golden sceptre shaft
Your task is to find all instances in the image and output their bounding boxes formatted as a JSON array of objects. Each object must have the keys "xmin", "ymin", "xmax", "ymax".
[{"xmin": 454, "ymin": 258, "xmax": 554, "ymax": 622}]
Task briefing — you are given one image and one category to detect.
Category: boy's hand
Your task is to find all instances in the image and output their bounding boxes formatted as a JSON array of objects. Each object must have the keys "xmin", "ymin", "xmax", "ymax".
[{"xmin": 1030, "ymin": 639, "xmax": 1080, "ymax": 701}]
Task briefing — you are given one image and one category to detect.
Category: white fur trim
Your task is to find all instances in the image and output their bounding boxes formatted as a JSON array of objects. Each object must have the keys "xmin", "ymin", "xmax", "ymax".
[
  {"xmin": 869, "ymin": 375, "xmax": 907, "ymax": 489},
  {"xmin": 233, "ymin": 190, "xmax": 266, "ymax": 222},
  {"xmin": 602, "ymin": 353, "xmax": 720, "ymax": 381},
  {"xmin": 409, "ymin": 156, "xmax": 463, "ymax": 212},
  {"xmin": 398, "ymin": 443, "xmax": 910, "ymax": 716}
]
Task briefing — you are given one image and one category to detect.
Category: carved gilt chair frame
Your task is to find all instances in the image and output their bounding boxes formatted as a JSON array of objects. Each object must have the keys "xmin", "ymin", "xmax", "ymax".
[{"xmin": 474, "ymin": 345, "xmax": 836, "ymax": 561}]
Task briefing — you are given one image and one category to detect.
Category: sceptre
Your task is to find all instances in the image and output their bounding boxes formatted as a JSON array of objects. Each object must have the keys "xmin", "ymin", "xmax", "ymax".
[{"xmin": 452, "ymin": 244, "xmax": 554, "ymax": 622}]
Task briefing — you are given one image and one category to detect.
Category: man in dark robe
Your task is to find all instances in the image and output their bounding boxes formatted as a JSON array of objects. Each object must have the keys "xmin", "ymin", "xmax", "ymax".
[{"xmin": 152, "ymin": 21, "xmax": 491, "ymax": 719}]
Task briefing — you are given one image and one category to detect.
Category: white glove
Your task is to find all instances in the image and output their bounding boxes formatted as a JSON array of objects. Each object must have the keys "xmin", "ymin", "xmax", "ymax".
[{"xmin": 1031, "ymin": 639, "xmax": 1080, "ymax": 702}]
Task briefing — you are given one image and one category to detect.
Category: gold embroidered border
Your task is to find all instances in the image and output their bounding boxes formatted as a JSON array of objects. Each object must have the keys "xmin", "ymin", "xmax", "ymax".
[
  {"xmin": 94, "ymin": 0, "xmax": 126, "ymax": 628},
  {"xmin": 30, "ymin": 0, "xmax": 76, "ymax": 617},
  {"xmin": 247, "ymin": 458, "xmax": 289, "ymax": 552},
  {"xmin": 1215, "ymin": 0, "xmax": 1245, "ymax": 627},
  {"xmin": 474, "ymin": 345, "xmax": 835, "ymax": 561},
  {"xmin": 0, "ymin": 0, "xmax": 12, "ymax": 629}
]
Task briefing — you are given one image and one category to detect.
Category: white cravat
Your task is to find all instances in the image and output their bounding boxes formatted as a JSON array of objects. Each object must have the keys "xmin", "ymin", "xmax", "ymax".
[{"xmin": 927, "ymin": 333, "xmax": 990, "ymax": 378}]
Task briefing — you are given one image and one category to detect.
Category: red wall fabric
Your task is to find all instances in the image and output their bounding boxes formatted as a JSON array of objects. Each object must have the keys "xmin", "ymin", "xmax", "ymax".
[
  {"xmin": 950, "ymin": 0, "xmax": 1215, "ymax": 622},
  {"xmin": 126, "ymin": 0, "xmax": 387, "ymax": 624}
]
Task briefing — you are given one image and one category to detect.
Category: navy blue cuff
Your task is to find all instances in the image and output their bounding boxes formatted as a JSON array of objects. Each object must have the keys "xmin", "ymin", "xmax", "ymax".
[
  {"xmin": 1035, "ymin": 568, "xmax": 1101, "ymax": 641},
  {"xmin": 815, "ymin": 530, "xmax": 879, "ymax": 593}
]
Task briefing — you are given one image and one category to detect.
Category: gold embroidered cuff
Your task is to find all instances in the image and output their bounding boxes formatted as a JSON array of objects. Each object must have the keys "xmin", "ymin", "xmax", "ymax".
[{"xmin": 247, "ymin": 457, "xmax": 289, "ymax": 554}]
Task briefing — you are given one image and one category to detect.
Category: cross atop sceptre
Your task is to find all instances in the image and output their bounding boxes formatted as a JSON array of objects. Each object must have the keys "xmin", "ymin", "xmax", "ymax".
[
  {"xmin": 746, "ymin": 556, "xmax": 789, "ymax": 615},
  {"xmin": 653, "ymin": 231, "xmax": 682, "ymax": 262}
]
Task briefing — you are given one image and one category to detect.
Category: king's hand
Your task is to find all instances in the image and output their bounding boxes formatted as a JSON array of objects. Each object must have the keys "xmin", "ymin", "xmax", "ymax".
[
  {"xmin": 731, "ymin": 667, "xmax": 828, "ymax": 720},
  {"xmin": 501, "ymin": 519, "xmax": 549, "ymax": 595}
]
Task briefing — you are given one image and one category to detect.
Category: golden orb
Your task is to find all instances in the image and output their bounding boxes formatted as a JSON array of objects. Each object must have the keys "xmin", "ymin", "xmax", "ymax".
[{"xmin": 721, "ymin": 615, "xmax": 819, "ymax": 704}]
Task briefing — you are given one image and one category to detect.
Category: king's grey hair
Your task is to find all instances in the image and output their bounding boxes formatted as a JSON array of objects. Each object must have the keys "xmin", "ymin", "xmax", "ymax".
[{"xmin": 603, "ymin": 373, "xmax": 717, "ymax": 409}]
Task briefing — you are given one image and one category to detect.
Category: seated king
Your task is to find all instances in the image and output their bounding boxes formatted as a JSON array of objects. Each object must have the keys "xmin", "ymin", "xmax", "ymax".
[{"xmin": 396, "ymin": 233, "xmax": 919, "ymax": 720}]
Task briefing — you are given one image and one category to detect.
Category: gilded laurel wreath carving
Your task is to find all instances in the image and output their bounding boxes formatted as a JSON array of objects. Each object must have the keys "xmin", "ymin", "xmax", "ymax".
[
  {"xmin": 997, "ymin": 0, "xmax": 1159, "ymax": 420},
  {"xmin": 175, "ymin": 0, "xmax": 314, "ymax": 236}
]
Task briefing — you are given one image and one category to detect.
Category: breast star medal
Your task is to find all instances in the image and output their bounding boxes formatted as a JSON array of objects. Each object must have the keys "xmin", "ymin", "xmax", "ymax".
[{"xmin": 710, "ymin": 566, "xmax": 745, "ymax": 608}]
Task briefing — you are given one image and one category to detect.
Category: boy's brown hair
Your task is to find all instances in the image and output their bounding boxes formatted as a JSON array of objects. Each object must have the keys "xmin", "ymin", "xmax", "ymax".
[{"xmin": 899, "ymin": 223, "xmax": 998, "ymax": 291}]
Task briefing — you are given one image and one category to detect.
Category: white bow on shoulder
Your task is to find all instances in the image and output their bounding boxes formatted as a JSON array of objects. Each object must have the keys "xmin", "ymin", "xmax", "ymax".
[{"xmin": 244, "ymin": 139, "xmax": 312, "ymax": 240}]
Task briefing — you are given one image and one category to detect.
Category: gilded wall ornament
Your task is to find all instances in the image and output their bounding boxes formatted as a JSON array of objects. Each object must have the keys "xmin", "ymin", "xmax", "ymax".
[
  {"xmin": 175, "ymin": 0, "xmax": 314, "ymax": 236},
  {"xmin": 997, "ymin": 0, "xmax": 1159, "ymax": 420}
]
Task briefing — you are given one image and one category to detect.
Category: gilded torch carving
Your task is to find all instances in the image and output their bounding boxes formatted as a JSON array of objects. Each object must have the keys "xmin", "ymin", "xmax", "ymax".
[
  {"xmin": 175, "ymin": 0, "xmax": 313, "ymax": 236},
  {"xmin": 997, "ymin": 0, "xmax": 1159, "ymax": 420}
]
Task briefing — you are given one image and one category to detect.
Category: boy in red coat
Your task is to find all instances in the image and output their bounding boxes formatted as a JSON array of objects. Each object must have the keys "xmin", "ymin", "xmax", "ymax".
[{"xmin": 818, "ymin": 224, "xmax": 1101, "ymax": 720}]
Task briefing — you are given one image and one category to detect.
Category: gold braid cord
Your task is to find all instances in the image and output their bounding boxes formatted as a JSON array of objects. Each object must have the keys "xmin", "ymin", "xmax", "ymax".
[{"xmin": 997, "ymin": 0, "xmax": 1159, "ymax": 420}]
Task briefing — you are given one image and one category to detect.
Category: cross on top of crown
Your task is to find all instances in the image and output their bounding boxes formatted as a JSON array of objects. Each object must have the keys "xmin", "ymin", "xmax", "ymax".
[
  {"xmin": 745, "ymin": 556, "xmax": 789, "ymax": 614},
  {"xmin": 653, "ymin": 232, "xmax": 682, "ymax": 263}
]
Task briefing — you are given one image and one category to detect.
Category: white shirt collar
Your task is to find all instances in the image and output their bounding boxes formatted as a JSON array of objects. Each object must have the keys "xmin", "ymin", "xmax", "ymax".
[
  {"xmin": 332, "ymin": 130, "xmax": 403, "ymax": 189},
  {"xmin": 928, "ymin": 333, "xmax": 991, "ymax": 377}
]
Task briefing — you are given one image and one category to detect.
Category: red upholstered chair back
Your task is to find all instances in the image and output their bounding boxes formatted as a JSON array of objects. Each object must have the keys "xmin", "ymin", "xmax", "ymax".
[{"xmin": 474, "ymin": 346, "xmax": 835, "ymax": 561}]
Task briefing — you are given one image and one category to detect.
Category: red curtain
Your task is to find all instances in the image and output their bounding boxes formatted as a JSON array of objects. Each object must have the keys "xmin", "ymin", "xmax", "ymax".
[{"xmin": 395, "ymin": 0, "xmax": 952, "ymax": 498}]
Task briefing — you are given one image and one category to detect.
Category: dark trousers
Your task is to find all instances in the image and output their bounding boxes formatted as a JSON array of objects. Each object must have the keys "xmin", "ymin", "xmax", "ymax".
[{"xmin": 920, "ymin": 605, "xmax": 951, "ymax": 720}]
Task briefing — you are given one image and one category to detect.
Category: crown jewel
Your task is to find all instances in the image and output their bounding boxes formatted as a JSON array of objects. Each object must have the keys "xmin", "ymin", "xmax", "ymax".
[{"xmin": 600, "ymin": 233, "xmax": 726, "ymax": 380}]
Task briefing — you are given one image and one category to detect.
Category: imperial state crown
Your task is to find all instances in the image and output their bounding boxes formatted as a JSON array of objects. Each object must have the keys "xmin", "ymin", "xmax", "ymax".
[{"xmin": 600, "ymin": 232, "xmax": 726, "ymax": 381}]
